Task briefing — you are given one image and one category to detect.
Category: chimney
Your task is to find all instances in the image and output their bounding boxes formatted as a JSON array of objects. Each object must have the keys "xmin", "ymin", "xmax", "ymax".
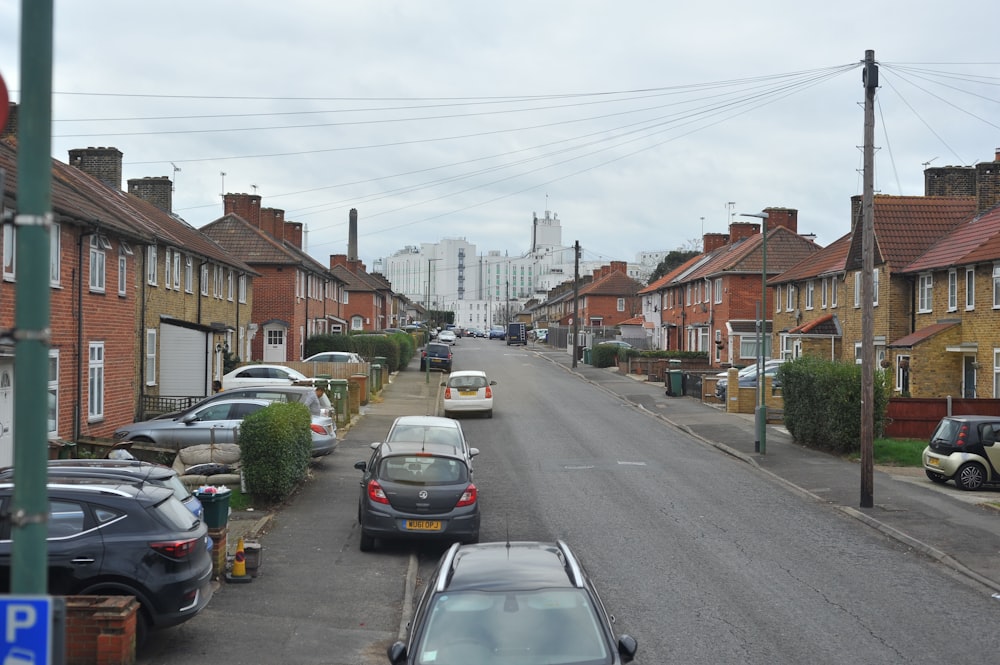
[
  {"xmin": 610, "ymin": 260, "xmax": 627, "ymax": 275},
  {"xmin": 348, "ymin": 208, "xmax": 358, "ymax": 261},
  {"xmin": 1, "ymin": 103, "xmax": 16, "ymax": 141},
  {"xmin": 223, "ymin": 193, "xmax": 262, "ymax": 226},
  {"xmin": 260, "ymin": 207, "xmax": 284, "ymax": 239},
  {"xmin": 330, "ymin": 254, "xmax": 349, "ymax": 270},
  {"xmin": 285, "ymin": 221, "xmax": 303, "ymax": 249},
  {"xmin": 68, "ymin": 147, "xmax": 123, "ymax": 190},
  {"xmin": 728, "ymin": 221, "xmax": 759, "ymax": 244},
  {"xmin": 703, "ymin": 233, "xmax": 728, "ymax": 253},
  {"xmin": 128, "ymin": 176, "xmax": 173, "ymax": 214},
  {"xmin": 763, "ymin": 207, "xmax": 797, "ymax": 233}
]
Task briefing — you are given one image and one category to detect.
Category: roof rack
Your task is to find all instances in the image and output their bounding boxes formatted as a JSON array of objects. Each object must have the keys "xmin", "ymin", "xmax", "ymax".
[
  {"xmin": 436, "ymin": 542, "xmax": 462, "ymax": 592},
  {"xmin": 556, "ymin": 540, "xmax": 585, "ymax": 587}
]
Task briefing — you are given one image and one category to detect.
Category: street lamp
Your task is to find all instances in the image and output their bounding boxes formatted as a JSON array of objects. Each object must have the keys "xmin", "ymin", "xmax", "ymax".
[
  {"xmin": 425, "ymin": 258, "xmax": 440, "ymax": 383},
  {"xmin": 740, "ymin": 211, "xmax": 769, "ymax": 454}
]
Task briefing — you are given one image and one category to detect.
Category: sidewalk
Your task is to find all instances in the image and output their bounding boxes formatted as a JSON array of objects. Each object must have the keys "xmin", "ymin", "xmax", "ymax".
[{"xmin": 540, "ymin": 349, "xmax": 1000, "ymax": 593}]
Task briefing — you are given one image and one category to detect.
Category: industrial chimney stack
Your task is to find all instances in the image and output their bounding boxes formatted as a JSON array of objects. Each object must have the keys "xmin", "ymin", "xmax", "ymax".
[{"xmin": 348, "ymin": 208, "xmax": 358, "ymax": 261}]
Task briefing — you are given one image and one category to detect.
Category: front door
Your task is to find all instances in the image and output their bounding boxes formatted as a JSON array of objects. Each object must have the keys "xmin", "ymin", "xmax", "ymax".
[
  {"xmin": 263, "ymin": 324, "xmax": 287, "ymax": 362},
  {"xmin": 964, "ymin": 356, "xmax": 977, "ymax": 398}
]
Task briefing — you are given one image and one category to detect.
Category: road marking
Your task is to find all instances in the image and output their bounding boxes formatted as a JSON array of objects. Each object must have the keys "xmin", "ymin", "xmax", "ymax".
[{"xmin": 617, "ymin": 461, "xmax": 647, "ymax": 466}]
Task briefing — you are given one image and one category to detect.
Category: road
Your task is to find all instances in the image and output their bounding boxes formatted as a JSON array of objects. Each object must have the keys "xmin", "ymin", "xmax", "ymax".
[{"xmin": 140, "ymin": 337, "xmax": 1000, "ymax": 664}]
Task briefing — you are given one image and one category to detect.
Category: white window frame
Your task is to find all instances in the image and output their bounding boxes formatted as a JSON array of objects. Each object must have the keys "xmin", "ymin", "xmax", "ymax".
[
  {"xmin": 948, "ymin": 269, "xmax": 958, "ymax": 311},
  {"xmin": 919, "ymin": 273, "xmax": 934, "ymax": 312},
  {"xmin": 146, "ymin": 245, "xmax": 158, "ymax": 285},
  {"xmin": 821, "ymin": 278, "xmax": 828, "ymax": 309},
  {"xmin": 3, "ymin": 223, "xmax": 14, "ymax": 280},
  {"xmin": 966, "ymin": 266, "xmax": 975, "ymax": 310},
  {"xmin": 238, "ymin": 274, "xmax": 247, "ymax": 304},
  {"xmin": 50, "ymin": 223, "xmax": 61, "ymax": 286},
  {"xmin": 89, "ymin": 235, "xmax": 106, "ymax": 293},
  {"xmin": 785, "ymin": 284, "xmax": 794, "ymax": 312},
  {"xmin": 185, "ymin": 255, "xmax": 193, "ymax": 293},
  {"xmin": 88, "ymin": 342, "xmax": 104, "ymax": 421},
  {"xmin": 897, "ymin": 354, "xmax": 911, "ymax": 393},
  {"xmin": 714, "ymin": 278, "xmax": 722, "ymax": 304},
  {"xmin": 48, "ymin": 350, "xmax": 59, "ymax": 437},
  {"xmin": 118, "ymin": 248, "xmax": 127, "ymax": 296},
  {"xmin": 993, "ymin": 264, "xmax": 1000, "ymax": 309},
  {"xmin": 145, "ymin": 329, "xmax": 157, "ymax": 386},
  {"xmin": 805, "ymin": 280, "xmax": 815, "ymax": 310},
  {"xmin": 853, "ymin": 270, "xmax": 861, "ymax": 308},
  {"xmin": 227, "ymin": 269, "xmax": 234, "ymax": 302},
  {"xmin": 201, "ymin": 263, "xmax": 209, "ymax": 296},
  {"xmin": 831, "ymin": 277, "xmax": 838, "ymax": 308},
  {"xmin": 164, "ymin": 248, "xmax": 172, "ymax": 290},
  {"xmin": 872, "ymin": 268, "xmax": 879, "ymax": 307},
  {"xmin": 616, "ymin": 297, "xmax": 625, "ymax": 312},
  {"xmin": 172, "ymin": 251, "xmax": 181, "ymax": 290},
  {"xmin": 775, "ymin": 285, "xmax": 781, "ymax": 312}
]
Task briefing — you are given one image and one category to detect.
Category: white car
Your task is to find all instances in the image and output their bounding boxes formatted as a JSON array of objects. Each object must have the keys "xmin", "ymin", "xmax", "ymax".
[
  {"xmin": 303, "ymin": 351, "xmax": 364, "ymax": 363},
  {"xmin": 437, "ymin": 329, "xmax": 457, "ymax": 345},
  {"xmin": 441, "ymin": 370, "xmax": 496, "ymax": 418},
  {"xmin": 221, "ymin": 364, "xmax": 309, "ymax": 390}
]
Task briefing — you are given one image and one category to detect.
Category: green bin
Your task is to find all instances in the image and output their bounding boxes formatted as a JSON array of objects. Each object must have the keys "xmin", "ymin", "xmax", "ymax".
[
  {"xmin": 370, "ymin": 363, "xmax": 382, "ymax": 393},
  {"xmin": 328, "ymin": 378, "xmax": 349, "ymax": 424},
  {"xmin": 583, "ymin": 348, "xmax": 592, "ymax": 365},
  {"xmin": 666, "ymin": 359, "xmax": 683, "ymax": 396},
  {"xmin": 195, "ymin": 489, "xmax": 231, "ymax": 529}
]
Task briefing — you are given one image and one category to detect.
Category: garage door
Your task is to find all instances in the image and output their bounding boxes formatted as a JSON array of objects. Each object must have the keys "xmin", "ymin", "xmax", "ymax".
[{"xmin": 160, "ymin": 323, "xmax": 210, "ymax": 396}]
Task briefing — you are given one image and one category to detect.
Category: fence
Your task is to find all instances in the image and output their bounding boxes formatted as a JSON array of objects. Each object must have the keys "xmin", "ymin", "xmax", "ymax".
[{"xmin": 885, "ymin": 397, "xmax": 1000, "ymax": 439}]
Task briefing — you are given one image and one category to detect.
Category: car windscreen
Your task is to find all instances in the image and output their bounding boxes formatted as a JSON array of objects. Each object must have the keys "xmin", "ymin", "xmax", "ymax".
[
  {"xmin": 378, "ymin": 456, "xmax": 468, "ymax": 484},
  {"xmin": 388, "ymin": 425, "xmax": 462, "ymax": 448},
  {"xmin": 449, "ymin": 376, "xmax": 487, "ymax": 390},
  {"xmin": 151, "ymin": 495, "xmax": 203, "ymax": 531}
]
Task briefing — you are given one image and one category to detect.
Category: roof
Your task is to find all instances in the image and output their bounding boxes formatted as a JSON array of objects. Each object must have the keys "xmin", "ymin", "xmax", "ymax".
[
  {"xmin": 845, "ymin": 195, "xmax": 977, "ymax": 271},
  {"xmin": 578, "ymin": 269, "xmax": 643, "ymax": 297},
  {"xmin": 786, "ymin": 313, "xmax": 842, "ymax": 336},
  {"xmin": 771, "ymin": 233, "xmax": 852, "ymax": 285},
  {"xmin": 446, "ymin": 542, "xmax": 580, "ymax": 592},
  {"xmin": 901, "ymin": 204, "xmax": 1000, "ymax": 273},
  {"xmin": 888, "ymin": 321, "xmax": 960, "ymax": 348},
  {"xmin": 201, "ymin": 213, "xmax": 329, "ymax": 277}
]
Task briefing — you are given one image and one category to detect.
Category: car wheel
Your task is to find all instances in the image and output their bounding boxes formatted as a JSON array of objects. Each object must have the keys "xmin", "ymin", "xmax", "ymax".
[
  {"xmin": 955, "ymin": 462, "xmax": 987, "ymax": 491},
  {"xmin": 485, "ymin": 409, "xmax": 493, "ymax": 419},
  {"xmin": 925, "ymin": 470, "xmax": 948, "ymax": 484},
  {"xmin": 359, "ymin": 531, "xmax": 375, "ymax": 552}
]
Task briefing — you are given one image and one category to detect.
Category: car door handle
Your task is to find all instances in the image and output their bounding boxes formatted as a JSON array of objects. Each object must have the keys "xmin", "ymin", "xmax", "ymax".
[{"xmin": 71, "ymin": 557, "xmax": 97, "ymax": 565}]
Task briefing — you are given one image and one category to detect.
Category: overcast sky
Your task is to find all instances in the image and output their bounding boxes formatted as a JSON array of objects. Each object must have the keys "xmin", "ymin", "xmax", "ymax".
[{"xmin": 2, "ymin": 1, "xmax": 999, "ymax": 274}]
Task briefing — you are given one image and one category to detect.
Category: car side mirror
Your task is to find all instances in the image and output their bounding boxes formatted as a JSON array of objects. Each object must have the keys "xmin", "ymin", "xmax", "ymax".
[
  {"xmin": 490, "ymin": 380, "xmax": 497, "ymax": 386},
  {"xmin": 469, "ymin": 447, "xmax": 480, "ymax": 457},
  {"xmin": 370, "ymin": 442, "xmax": 382, "ymax": 450},
  {"xmin": 353, "ymin": 461, "xmax": 367, "ymax": 472},
  {"xmin": 386, "ymin": 641, "xmax": 407, "ymax": 665},
  {"xmin": 618, "ymin": 634, "xmax": 638, "ymax": 662},
  {"xmin": 440, "ymin": 381, "xmax": 447, "ymax": 387}
]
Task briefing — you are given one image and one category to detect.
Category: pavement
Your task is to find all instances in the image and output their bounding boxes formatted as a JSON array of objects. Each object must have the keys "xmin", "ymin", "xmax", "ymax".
[{"xmin": 225, "ymin": 345, "xmax": 1000, "ymax": 595}]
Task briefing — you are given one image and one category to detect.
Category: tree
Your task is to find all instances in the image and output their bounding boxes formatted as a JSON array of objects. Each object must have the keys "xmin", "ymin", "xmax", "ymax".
[{"xmin": 647, "ymin": 249, "xmax": 700, "ymax": 284}]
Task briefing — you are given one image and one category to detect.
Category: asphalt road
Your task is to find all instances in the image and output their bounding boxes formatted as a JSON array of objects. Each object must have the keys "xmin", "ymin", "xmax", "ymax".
[{"xmin": 139, "ymin": 338, "xmax": 1000, "ymax": 664}]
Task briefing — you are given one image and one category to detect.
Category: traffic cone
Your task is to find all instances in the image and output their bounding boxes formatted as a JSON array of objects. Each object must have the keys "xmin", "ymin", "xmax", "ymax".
[{"xmin": 226, "ymin": 536, "xmax": 252, "ymax": 584}]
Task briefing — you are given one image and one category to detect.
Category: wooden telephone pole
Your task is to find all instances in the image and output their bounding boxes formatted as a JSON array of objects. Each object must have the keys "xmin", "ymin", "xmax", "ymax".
[{"xmin": 860, "ymin": 49, "xmax": 878, "ymax": 508}]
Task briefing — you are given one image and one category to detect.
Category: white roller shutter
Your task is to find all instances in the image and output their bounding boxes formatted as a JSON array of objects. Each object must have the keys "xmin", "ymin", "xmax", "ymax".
[{"xmin": 160, "ymin": 323, "xmax": 210, "ymax": 396}]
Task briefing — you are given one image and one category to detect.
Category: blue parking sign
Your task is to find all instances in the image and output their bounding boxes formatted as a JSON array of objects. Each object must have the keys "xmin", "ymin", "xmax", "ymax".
[{"xmin": 1, "ymin": 597, "xmax": 52, "ymax": 665}]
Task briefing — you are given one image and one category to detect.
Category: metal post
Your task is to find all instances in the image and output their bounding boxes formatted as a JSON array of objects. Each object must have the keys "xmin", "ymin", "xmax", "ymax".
[{"xmin": 741, "ymin": 211, "xmax": 769, "ymax": 454}]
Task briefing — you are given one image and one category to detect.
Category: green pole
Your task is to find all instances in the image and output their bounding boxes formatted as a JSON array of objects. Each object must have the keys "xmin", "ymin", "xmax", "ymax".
[{"xmin": 11, "ymin": 0, "xmax": 54, "ymax": 595}]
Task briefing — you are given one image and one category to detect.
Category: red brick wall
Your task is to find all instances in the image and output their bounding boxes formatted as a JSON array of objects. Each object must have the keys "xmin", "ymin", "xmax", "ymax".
[
  {"xmin": 251, "ymin": 267, "xmax": 298, "ymax": 361},
  {"xmin": 65, "ymin": 596, "xmax": 138, "ymax": 665}
]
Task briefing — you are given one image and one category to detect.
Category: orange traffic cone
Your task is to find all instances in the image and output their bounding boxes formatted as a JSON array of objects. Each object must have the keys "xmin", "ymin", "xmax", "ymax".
[{"xmin": 226, "ymin": 536, "xmax": 252, "ymax": 584}]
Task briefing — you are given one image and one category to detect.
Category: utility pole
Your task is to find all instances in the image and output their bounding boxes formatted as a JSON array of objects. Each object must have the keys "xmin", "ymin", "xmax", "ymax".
[
  {"xmin": 572, "ymin": 241, "xmax": 580, "ymax": 368},
  {"xmin": 860, "ymin": 49, "xmax": 878, "ymax": 508}
]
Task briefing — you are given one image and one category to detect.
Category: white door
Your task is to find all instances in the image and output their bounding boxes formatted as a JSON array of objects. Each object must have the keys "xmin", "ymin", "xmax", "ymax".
[
  {"xmin": 161, "ymin": 323, "xmax": 210, "ymax": 396},
  {"xmin": 263, "ymin": 324, "xmax": 287, "ymax": 362}
]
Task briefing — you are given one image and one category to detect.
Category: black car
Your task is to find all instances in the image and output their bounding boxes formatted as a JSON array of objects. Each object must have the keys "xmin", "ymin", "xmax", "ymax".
[
  {"xmin": 353, "ymin": 441, "xmax": 479, "ymax": 552},
  {"xmin": 386, "ymin": 540, "xmax": 637, "ymax": 665},
  {"xmin": 0, "ymin": 480, "xmax": 214, "ymax": 646},
  {"xmin": 419, "ymin": 342, "xmax": 453, "ymax": 372},
  {"xmin": 922, "ymin": 415, "xmax": 1000, "ymax": 490}
]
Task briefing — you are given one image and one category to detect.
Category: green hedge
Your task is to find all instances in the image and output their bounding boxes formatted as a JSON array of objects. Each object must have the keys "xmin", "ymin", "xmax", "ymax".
[
  {"xmin": 779, "ymin": 356, "xmax": 890, "ymax": 454},
  {"xmin": 304, "ymin": 332, "xmax": 414, "ymax": 372},
  {"xmin": 238, "ymin": 402, "xmax": 312, "ymax": 503}
]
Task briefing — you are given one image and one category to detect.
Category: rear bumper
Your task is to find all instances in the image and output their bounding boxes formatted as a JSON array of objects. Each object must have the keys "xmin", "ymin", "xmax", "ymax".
[{"xmin": 360, "ymin": 506, "xmax": 480, "ymax": 542}]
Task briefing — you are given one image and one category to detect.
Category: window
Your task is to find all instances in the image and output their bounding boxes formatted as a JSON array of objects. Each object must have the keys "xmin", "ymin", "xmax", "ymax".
[
  {"xmin": 897, "ymin": 354, "xmax": 911, "ymax": 394},
  {"xmin": 164, "ymin": 248, "xmax": 173, "ymax": 289},
  {"xmin": 172, "ymin": 251, "xmax": 181, "ymax": 290},
  {"xmin": 616, "ymin": 297, "xmax": 625, "ymax": 312},
  {"xmin": 854, "ymin": 270, "xmax": 861, "ymax": 308},
  {"xmin": 993, "ymin": 264, "xmax": 1000, "ymax": 308},
  {"xmin": 214, "ymin": 266, "xmax": 223, "ymax": 299},
  {"xmin": 89, "ymin": 235, "xmax": 106, "ymax": 293},
  {"xmin": 146, "ymin": 245, "xmax": 157, "ymax": 285},
  {"xmin": 831, "ymin": 277, "xmax": 838, "ymax": 308},
  {"xmin": 685, "ymin": 284, "xmax": 691, "ymax": 306},
  {"xmin": 919, "ymin": 274, "xmax": 933, "ymax": 312},
  {"xmin": 785, "ymin": 284, "xmax": 794, "ymax": 311},
  {"xmin": 201, "ymin": 263, "xmax": 209, "ymax": 296},
  {"xmin": 3, "ymin": 222, "xmax": 14, "ymax": 279},
  {"xmin": 966, "ymin": 267, "xmax": 975, "ymax": 310},
  {"xmin": 805, "ymin": 281, "xmax": 815, "ymax": 309},
  {"xmin": 351, "ymin": 315, "xmax": 364, "ymax": 331},
  {"xmin": 995, "ymin": 348, "xmax": 1000, "ymax": 398},
  {"xmin": 739, "ymin": 334, "xmax": 771, "ymax": 360},
  {"xmin": 775, "ymin": 285, "xmax": 781, "ymax": 312},
  {"xmin": 185, "ymin": 255, "xmax": 193, "ymax": 293},
  {"xmin": 50, "ymin": 223, "xmax": 61, "ymax": 285},
  {"xmin": 118, "ymin": 248, "xmax": 127, "ymax": 296},
  {"xmin": 821, "ymin": 278, "xmax": 828, "ymax": 309},
  {"xmin": 145, "ymin": 329, "xmax": 156, "ymax": 386},
  {"xmin": 948, "ymin": 269, "xmax": 958, "ymax": 311},
  {"xmin": 48, "ymin": 350, "xmax": 59, "ymax": 436},
  {"xmin": 239, "ymin": 274, "xmax": 247, "ymax": 303},
  {"xmin": 228, "ymin": 270, "xmax": 234, "ymax": 301},
  {"xmin": 714, "ymin": 278, "xmax": 722, "ymax": 303},
  {"xmin": 88, "ymin": 342, "xmax": 104, "ymax": 420}
]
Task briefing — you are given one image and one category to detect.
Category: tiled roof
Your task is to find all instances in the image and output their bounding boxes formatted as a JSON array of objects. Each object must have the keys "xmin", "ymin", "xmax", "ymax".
[
  {"xmin": 682, "ymin": 226, "xmax": 821, "ymax": 283},
  {"xmin": 770, "ymin": 233, "xmax": 851, "ymax": 285},
  {"xmin": 787, "ymin": 313, "xmax": 842, "ymax": 336},
  {"xmin": 727, "ymin": 320, "xmax": 773, "ymax": 335},
  {"xmin": 331, "ymin": 264, "xmax": 376, "ymax": 291},
  {"xmin": 845, "ymin": 195, "xmax": 977, "ymax": 271},
  {"xmin": 201, "ymin": 214, "xmax": 327, "ymax": 276},
  {"xmin": 888, "ymin": 321, "xmax": 960, "ymax": 348},
  {"xmin": 901, "ymin": 204, "xmax": 1000, "ymax": 273},
  {"xmin": 578, "ymin": 270, "xmax": 643, "ymax": 297},
  {"xmin": 638, "ymin": 255, "xmax": 703, "ymax": 294}
]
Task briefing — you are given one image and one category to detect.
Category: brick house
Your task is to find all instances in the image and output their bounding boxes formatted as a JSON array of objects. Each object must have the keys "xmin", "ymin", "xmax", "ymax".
[
  {"xmin": 645, "ymin": 209, "xmax": 822, "ymax": 367},
  {"xmin": 330, "ymin": 256, "xmax": 388, "ymax": 332},
  {"xmin": 66, "ymin": 148, "xmax": 259, "ymax": 420},
  {"xmin": 569, "ymin": 261, "xmax": 643, "ymax": 331},
  {"xmin": 201, "ymin": 193, "xmax": 347, "ymax": 362}
]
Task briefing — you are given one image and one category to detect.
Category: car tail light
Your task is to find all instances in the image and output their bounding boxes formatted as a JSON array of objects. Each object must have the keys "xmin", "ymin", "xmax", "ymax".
[
  {"xmin": 150, "ymin": 538, "xmax": 201, "ymax": 559},
  {"xmin": 957, "ymin": 424, "xmax": 969, "ymax": 446},
  {"xmin": 484, "ymin": 386, "xmax": 492, "ymax": 398},
  {"xmin": 367, "ymin": 479, "xmax": 389, "ymax": 504},
  {"xmin": 444, "ymin": 387, "xmax": 452, "ymax": 399},
  {"xmin": 456, "ymin": 483, "xmax": 477, "ymax": 507},
  {"xmin": 311, "ymin": 423, "xmax": 330, "ymax": 435}
]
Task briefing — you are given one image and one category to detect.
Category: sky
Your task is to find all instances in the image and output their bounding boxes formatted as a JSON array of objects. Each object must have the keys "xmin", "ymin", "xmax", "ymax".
[{"xmin": 2, "ymin": 1, "xmax": 999, "ymax": 275}]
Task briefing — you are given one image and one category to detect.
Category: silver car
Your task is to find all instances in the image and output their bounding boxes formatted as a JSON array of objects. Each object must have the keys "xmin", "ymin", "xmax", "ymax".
[{"xmin": 114, "ymin": 398, "xmax": 337, "ymax": 457}]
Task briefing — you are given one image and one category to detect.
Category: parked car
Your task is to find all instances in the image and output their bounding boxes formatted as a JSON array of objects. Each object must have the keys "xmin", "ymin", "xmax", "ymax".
[
  {"xmin": 714, "ymin": 359, "xmax": 785, "ymax": 400},
  {"xmin": 303, "ymin": 351, "xmax": 364, "ymax": 363},
  {"xmin": 420, "ymin": 342, "xmax": 453, "ymax": 372},
  {"xmin": 378, "ymin": 415, "xmax": 478, "ymax": 466},
  {"xmin": 437, "ymin": 329, "xmax": 457, "ymax": 345},
  {"xmin": 442, "ymin": 370, "xmax": 496, "ymax": 418},
  {"xmin": 488, "ymin": 325, "xmax": 506, "ymax": 340},
  {"xmin": 156, "ymin": 385, "xmax": 324, "ymax": 419},
  {"xmin": 385, "ymin": 540, "xmax": 637, "ymax": 665},
  {"xmin": 922, "ymin": 415, "xmax": 1000, "ymax": 490},
  {"xmin": 114, "ymin": 398, "xmax": 338, "ymax": 457},
  {"xmin": 598, "ymin": 340, "xmax": 632, "ymax": 349},
  {"xmin": 353, "ymin": 440, "xmax": 479, "ymax": 551},
  {"xmin": 0, "ymin": 459, "xmax": 204, "ymax": 519},
  {"xmin": 221, "ymin": 364, "xmax": 309, "ymax": 390},
  {"xmin": 0, "ymin": 480, "xmax": 214, "ymax": 646},
  {"xmin": 533, "ymin": 327, "xmax": 548, "ymax": 342}
]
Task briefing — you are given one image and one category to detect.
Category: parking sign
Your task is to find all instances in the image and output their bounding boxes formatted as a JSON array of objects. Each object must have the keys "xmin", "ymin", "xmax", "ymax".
[{"xmin": 1, "ymin": 597, "xmax": 51, "ymax": 665}]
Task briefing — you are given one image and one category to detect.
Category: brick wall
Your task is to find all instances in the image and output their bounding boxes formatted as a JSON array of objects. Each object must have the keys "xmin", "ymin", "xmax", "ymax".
[
  {"xmin": 65, "ymin": 596, "xmax": 138, "ymax": 665},
  {"xmin": 68, "ymin": 147, "xmax": 123, "ymax": 189},
  {"xmin": 127, "ymin": 177, "xmax": 172, "ymax": 214}
]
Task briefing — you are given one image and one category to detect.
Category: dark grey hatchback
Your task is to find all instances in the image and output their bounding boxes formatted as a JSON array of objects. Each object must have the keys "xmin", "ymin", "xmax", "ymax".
[{"xmin": 354, "ymin": 441, "xmax": 479, "ymax": 551}]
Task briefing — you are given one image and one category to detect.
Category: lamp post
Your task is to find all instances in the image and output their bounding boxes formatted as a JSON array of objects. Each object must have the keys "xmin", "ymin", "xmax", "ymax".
[
  {"xmin": 425, "ymin": 258, "xmax": 440, "ymax": 383},
  {"xmin": 741, "ymin": 211, "xmax": 769, "ymax": 454}
]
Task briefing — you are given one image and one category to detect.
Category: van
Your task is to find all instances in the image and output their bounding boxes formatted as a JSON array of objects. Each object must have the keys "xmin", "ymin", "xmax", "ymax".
[{"xmin": 506, "ymin": 322, "xmax": 526, "ymax": 346}]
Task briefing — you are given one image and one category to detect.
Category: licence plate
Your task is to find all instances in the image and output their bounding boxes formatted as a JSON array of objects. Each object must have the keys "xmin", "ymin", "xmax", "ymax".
[
  {"xmin": 927, "ymin": 457, "xmax": 940, "ymax": 467},
  {"xmin": 459, "ymin": 390, "xmax": 477, "ymax": 396},
  {"xmin": 405, "ymin": 520, "xmax": 442, "ymax": 531}
]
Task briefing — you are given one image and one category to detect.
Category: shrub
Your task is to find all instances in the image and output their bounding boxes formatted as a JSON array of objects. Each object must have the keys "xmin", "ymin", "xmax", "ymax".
[
  {"xmin": 304, "ymin": 334, "xmax": 353, "ymax": 357},
  {"xmin": 238, "ymin": 402, "xmax": 312, "ymax": 503},
  {"xmin": 779, "ymin": 356, "xmax": 890, "ymax": 455},
  {"xmin": 351, "ymin": 333, "xmax": 404, "ymax": 372}
]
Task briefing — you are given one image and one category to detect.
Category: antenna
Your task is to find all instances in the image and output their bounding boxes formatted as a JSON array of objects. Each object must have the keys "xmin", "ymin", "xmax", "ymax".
[
  {"xmin": 726, "ymin": 201, "xmax": 736, "ymax": 221},
  {"xmin": 220, "ymin": 172, "xmax": 227, "ymax": 198},
  {"xmin": 921, "ymin": 157, "xmax": 938, "ymax": 169},
  {"xmin": 170, "ymin": 163, "xmax": 180, "ymax": 192},
  {"xmin": 251, "ymin": 184, "xmax": 258, "ymax": 194}
]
